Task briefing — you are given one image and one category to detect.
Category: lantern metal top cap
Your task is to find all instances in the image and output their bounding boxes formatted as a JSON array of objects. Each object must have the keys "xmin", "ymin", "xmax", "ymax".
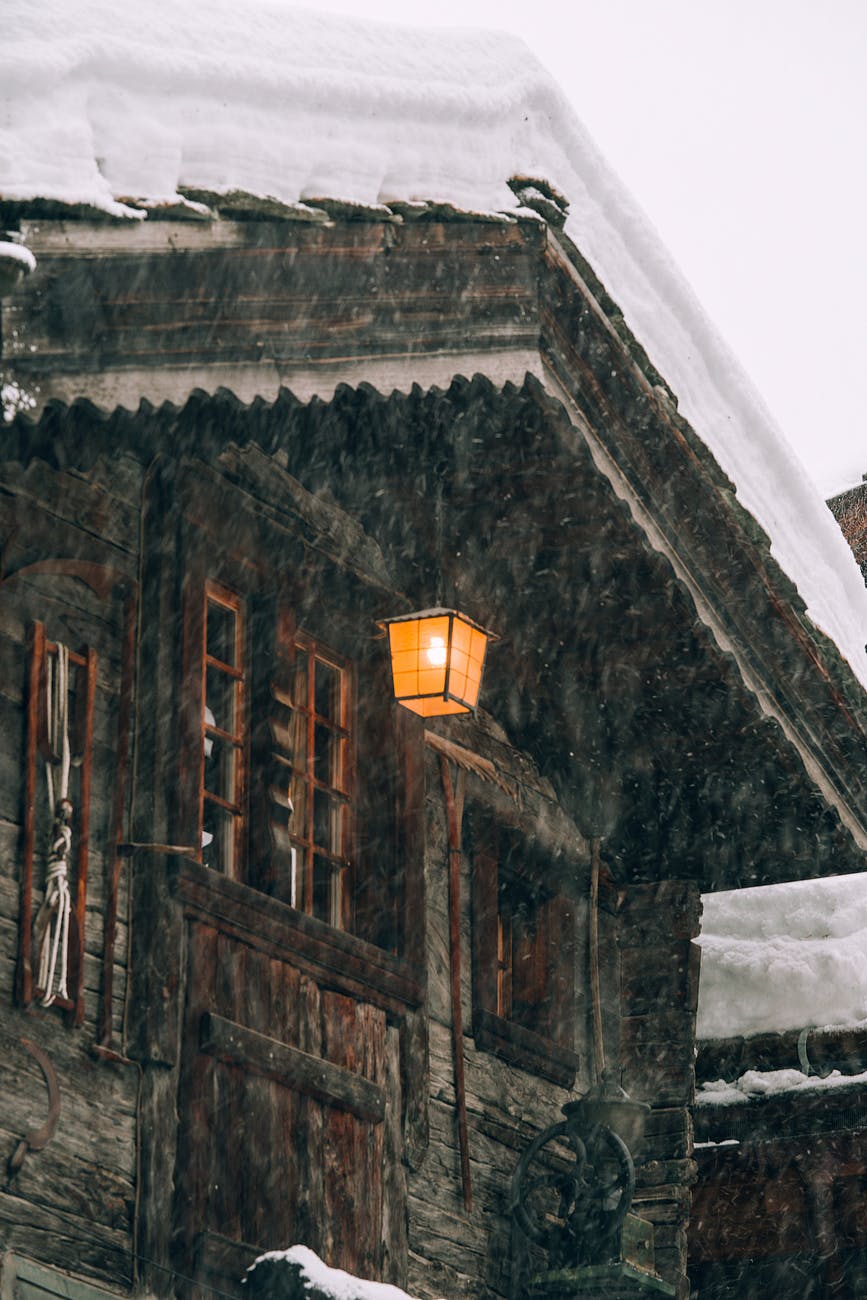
[{"xmin": 378, "ymin": 607, "xmax": 497, "ymax": 638}]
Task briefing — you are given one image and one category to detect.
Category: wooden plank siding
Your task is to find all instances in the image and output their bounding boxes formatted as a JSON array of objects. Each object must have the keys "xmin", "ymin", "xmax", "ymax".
[
  {"xmin": 0, "ymin": 455, "xmax": 141, "ymax": 1289},
  {"xmin": 6, "ymin": 221, "xmax": 541, "ymax": 380},
  {"xmin": 0, "ymin": 388, "xmax": 735, "ymax": 1300},
  {"xmin": 1, "ymin": 247, "xmax": 822, "ymax": 1300},
  {"xmin": 199, "ymin": 1012, "xmax": 386, "ymax": 1121}
]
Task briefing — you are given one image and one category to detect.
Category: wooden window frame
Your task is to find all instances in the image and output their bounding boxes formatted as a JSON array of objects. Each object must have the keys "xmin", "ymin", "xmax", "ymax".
[
  {"xmin": 471, "ymin": 815, "xmax": 579, "ymax": 1087},
  {"xmin": 200, "ymin": 580, "xmax": 247, "ymax": 880},
  {"xmin": 186, "ymin": 569, "xmax": 393, "ymax": 945},
  {"xmin": 273, "ymin": 628, "xmax": 357, "ymax": 931}
]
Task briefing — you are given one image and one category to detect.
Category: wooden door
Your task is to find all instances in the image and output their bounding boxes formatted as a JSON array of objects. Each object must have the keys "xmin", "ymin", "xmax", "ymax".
[{"xmin": 173, "ymin": 920, "xmax": 395, "ymax": 1293}]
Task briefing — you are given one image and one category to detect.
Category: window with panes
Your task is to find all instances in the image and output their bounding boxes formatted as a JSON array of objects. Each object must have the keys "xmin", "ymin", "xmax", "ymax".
[
  {"xmin": 189, "ymin": 567, "xmax": 409, "ymax": 951},
  {"xmin": 201, "ymin": 582, "xmax": 246, "ymax": 877},
  {"xmin": 471, "ymin": 814, "xmax": 579, "ymax": 1086},
  {"xmin": 199, "ymin": 589, "xmax": 355, "ymax": 925},
  {"xmin": 272, "ymin": 631, "xmax": 354, "ymax": 929}
]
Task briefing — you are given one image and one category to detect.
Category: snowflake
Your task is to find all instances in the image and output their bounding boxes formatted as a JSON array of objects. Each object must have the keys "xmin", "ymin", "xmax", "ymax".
[{"xmin": 1, "ymin": 375, "xmax": 37, "ymax": 423}]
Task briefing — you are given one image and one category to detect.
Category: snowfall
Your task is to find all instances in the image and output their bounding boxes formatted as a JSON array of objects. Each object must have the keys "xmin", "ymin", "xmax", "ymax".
[{"xmin": 4, "ymin": 1, "xmax": 867, "ymax": 1085}]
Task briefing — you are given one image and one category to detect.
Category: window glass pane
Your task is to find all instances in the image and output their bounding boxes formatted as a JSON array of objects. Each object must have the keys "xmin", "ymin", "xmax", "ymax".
[
  {"xmin": 203, "ymin": 801, "xmax": 237, "ymax": 875},
  {"xmin": 288, "ymin": 770, "xmax": 307, "ymax": 834},
  {"xmin": 283, "ymin": 706, "xmax": 306, "ymax": 769},
  {"xmin": 497, "ymin": 912, "xmax": 513, "ymax": 1019},
  {"xmin": 206, "ymin": 665, "xmax": 237, "ymax": 734},
  {"xmin": 207, "ymin": 600, "xmax": 236, "ymax": 665},
  {"xmin": 293, "ymin": 648, "xmax": 309, "ymax": 710},
  {"xmin": 313, "ymin": 722, "xmax": 341, "ymax": 787},
  {"xmin": 498, "ymin": 876, "xmax": 549, "ymax": 1028},
  {"xmin": 313, "ymin": 854, "xmax": 340, "ymax": 925},
  {"xmin": 313, "ymin": 789, "xmax": 342, "ymax": 855},
  {"xmin": 314, "ymin": 659, "xmax": 340, "ymax": 721},
  {"xmin": 270, "ymin": 837, "xmax": 301, "ymax": 909},
  {"xmin": 288, "ymin": 843, "xmax": 300, "ymax": 909},
  {"xmin": 204, "ymin": 733, "xmax": 237, "ymax": 804}
]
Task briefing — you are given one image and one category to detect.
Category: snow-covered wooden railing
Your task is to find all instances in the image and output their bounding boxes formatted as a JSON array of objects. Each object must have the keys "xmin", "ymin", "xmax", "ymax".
[{"xmin": 245, "ymin": 1248, "xmax": 445, "ymax": 1300}]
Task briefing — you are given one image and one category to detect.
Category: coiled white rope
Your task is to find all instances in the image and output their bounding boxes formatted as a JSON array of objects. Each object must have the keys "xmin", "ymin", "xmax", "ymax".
[{"xmin": 35, "ymin": 644, "xmax": 73, "ymax": 1005}]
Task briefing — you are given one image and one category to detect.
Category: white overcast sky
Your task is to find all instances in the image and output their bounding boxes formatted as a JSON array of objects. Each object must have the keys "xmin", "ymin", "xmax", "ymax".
[{"xmin": 312, "ymin": 0, "xmax": 866, "ymax": 500}]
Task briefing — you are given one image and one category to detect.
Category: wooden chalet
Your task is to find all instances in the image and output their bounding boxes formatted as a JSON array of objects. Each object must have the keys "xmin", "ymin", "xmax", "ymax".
[{"xmin": 3, "ymin": 15, "xmax": 867, "ymax": 1300}]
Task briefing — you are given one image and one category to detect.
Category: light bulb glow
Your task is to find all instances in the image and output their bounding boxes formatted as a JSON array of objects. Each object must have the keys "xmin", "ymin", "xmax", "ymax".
[{"xmin": 426, "ymin": 635, "xmax": 447, "ymax": 667}]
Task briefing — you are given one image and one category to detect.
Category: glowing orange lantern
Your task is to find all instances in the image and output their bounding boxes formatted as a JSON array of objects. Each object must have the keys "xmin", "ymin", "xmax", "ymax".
[{"xmin": 380, "ymin": 608, "xmax": 495, "ymax": 717}]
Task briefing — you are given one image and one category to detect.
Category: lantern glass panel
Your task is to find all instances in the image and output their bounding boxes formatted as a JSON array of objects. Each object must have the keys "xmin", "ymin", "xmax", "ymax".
[{"xmin": 383, "ymin": 608, "xmax": 492, "ymax": 717}]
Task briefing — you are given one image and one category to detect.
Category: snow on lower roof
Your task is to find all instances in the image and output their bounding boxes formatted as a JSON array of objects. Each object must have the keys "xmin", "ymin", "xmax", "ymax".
[
  {"xmin": 698, "ymin": 873, "xmax": 867, "ymax": 1040},
  {"xmin": 696, "ymin": 1066, "xmax": 867, "ymax": 1107},
  {"xmin": 4, "ymin": 0, "xmax": 867, "ymax": 685}
]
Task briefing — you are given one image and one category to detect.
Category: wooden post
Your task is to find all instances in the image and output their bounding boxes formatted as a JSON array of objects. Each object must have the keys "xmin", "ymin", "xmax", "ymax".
[
  {"xmin": 17, "ymin": 620, "xmax": 45, "ymax": 1007},
  {"xmin": 439, "ymin": 754, "xmax": 472, "ymax": 1212},
  {"xmin": 100, "ymin": 585, "xmax": 138, "ymax": 1047}
]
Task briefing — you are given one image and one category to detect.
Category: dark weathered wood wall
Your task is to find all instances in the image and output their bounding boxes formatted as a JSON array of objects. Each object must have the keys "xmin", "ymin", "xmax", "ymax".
[
  {"xmin": 691, "ymin": 1107, "xmax": 867, "ymax": 1296},
  {"xmin": 0, "ymin": 435, "xmax": 710, "ymax": 1300},
  {"xmin": 0, "ymin": 215, "xmax": 748, "ymax": 1300},
  {"xmin": 402, "ymin": 731, "xmax": 590, "ymax": 1300},
  {"xmin": 0, "ymin": 453, "xmax": 142, "ymax": 1288}
]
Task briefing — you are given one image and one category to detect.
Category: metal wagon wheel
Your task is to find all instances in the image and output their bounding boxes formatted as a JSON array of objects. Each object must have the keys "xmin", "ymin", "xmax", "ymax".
[{"xmin": 510, "ymin": 1117, "xmax": 635, "ymax": 1267}]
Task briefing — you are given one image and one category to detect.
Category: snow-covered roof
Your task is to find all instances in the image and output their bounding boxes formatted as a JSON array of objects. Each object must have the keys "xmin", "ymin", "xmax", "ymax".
[
  {"xmin": 4, "ymin": 0, "xmax": 867, "ymax": 686},
  {"xmin": 698, "ymin": 873, "xmax": 867, "ymax": 1041}
]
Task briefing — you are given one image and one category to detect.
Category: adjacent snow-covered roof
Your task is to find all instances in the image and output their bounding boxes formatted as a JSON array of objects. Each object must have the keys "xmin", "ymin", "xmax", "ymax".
[
  {"xmin": 4, "ymin": 0, "xmax": 867, "ymax": 685},
  {"xmin": 698, "ymin": 874, "xmax": 867, "ymax": 1040}
]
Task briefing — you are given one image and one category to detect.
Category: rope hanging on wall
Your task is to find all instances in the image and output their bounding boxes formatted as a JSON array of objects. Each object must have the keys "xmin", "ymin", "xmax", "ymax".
[{"xmin": 35, "ymin": 644, "xmax": 73, "ymax": 1005}]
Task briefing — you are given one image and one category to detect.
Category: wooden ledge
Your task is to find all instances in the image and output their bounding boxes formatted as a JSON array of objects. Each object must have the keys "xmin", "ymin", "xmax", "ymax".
[{"xmin": 473, "ymin": 1007, "xmax": 578, "ymax": 1088}]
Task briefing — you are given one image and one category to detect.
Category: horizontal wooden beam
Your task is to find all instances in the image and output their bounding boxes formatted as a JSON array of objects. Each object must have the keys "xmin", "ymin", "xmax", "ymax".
[
  {"xmin": 172, "ymin": 859, "xmax": 423, "ymax": 1014},
  {"xmin": 199, "ymin": 1012, "xmax": 386, "ymax": 1124},
  {"xmin": 472, "ymin": 1007, "xmax": 578, "ymax": 1088}
]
